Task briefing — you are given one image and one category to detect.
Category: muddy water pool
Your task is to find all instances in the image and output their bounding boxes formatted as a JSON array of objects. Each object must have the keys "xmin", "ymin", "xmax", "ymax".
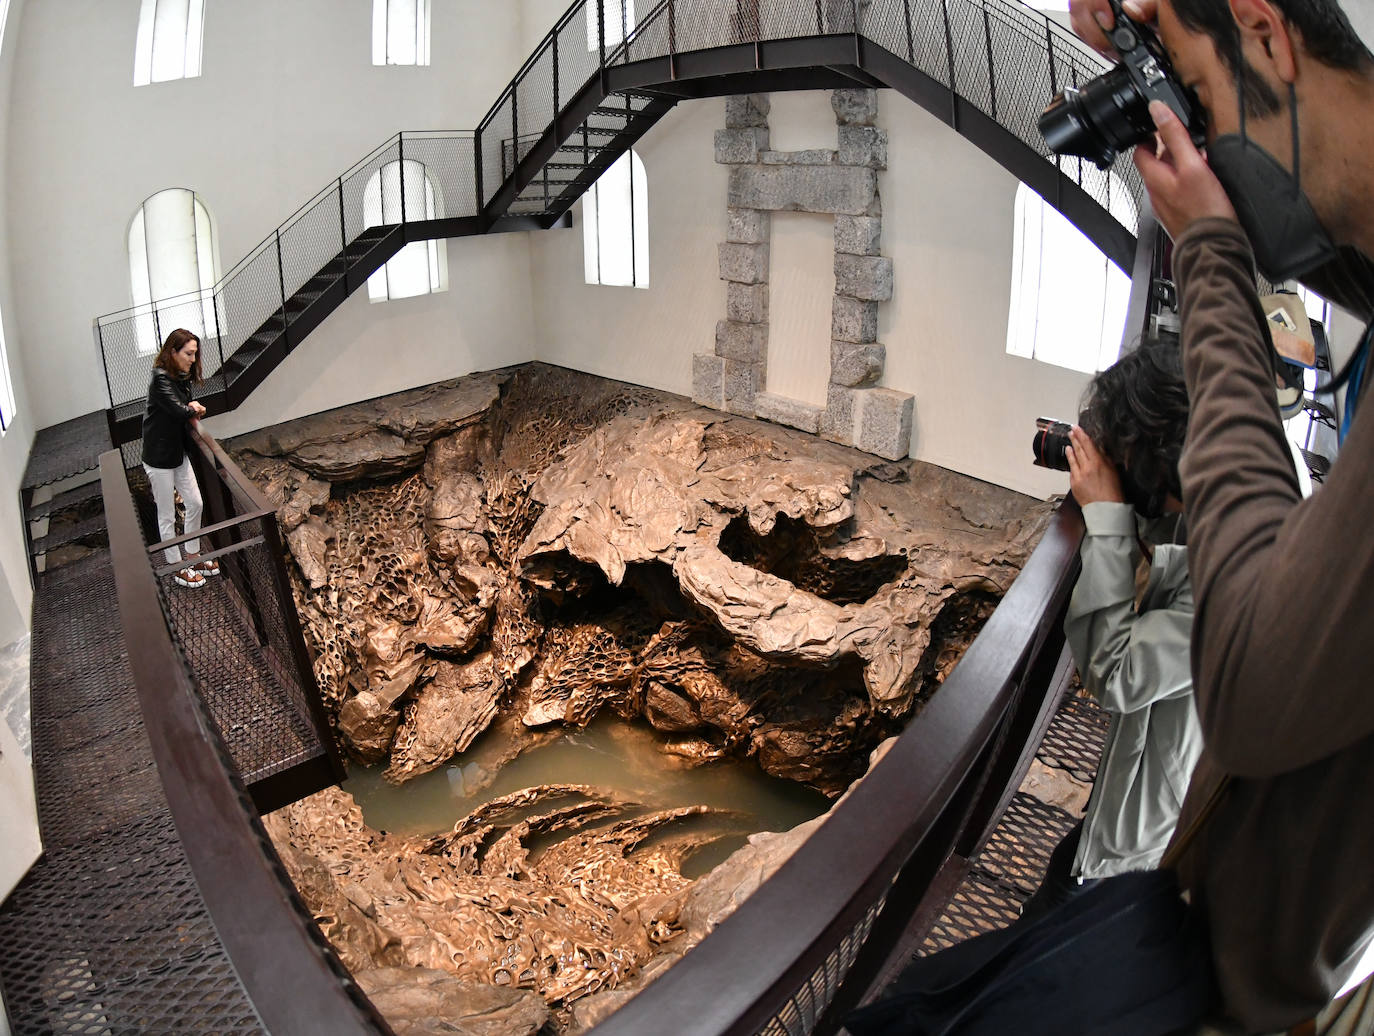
[{"xmin": 344, "ymin": 715, "xmax": 833, "ymax": 877}]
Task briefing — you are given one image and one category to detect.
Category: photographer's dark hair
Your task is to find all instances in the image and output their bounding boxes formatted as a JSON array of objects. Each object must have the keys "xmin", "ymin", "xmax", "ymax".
[
  {"xmin": 153, "ymin": 327, "xmax": 203, "ymax": 385},
  {"xmin": 1172, "ymin": 0, "xmax": 1373, "ymax": 116},
  {"xmin": 1079, "ymin": 336, "xmax": 1188, "ymax": 517}
]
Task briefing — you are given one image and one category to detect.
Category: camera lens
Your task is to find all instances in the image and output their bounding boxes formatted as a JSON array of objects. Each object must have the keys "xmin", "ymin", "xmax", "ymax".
[
  {"xmin": 1032, "ymin": 421, "xmax": 1074, "ymax": 471},
  {"xmin": 1038, "ymin": 63, "xmax": 1157, "ymax": 170}
]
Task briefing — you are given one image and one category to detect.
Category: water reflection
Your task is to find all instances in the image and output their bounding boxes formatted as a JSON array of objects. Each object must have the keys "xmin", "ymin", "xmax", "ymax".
[{"xmin": 344, "ymin": 715, "xmax": 831, "ymax": 878}]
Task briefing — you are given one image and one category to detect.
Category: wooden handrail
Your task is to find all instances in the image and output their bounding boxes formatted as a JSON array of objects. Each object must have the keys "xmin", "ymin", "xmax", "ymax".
[{"xmin": 101, "ymin": 449, "xmax": 393, "ymax": 1035}]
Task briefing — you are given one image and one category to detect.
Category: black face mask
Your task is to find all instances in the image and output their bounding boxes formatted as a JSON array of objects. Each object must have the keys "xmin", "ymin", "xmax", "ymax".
[{"xmin": 1207, "ymin": 81, "xmax": 1339, "ymax": 283}]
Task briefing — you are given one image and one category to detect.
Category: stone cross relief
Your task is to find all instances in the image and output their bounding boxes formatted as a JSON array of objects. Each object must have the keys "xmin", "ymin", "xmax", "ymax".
[{"xmin": 692, "ymin": 88, "xmax": 915, "ymax": 462}]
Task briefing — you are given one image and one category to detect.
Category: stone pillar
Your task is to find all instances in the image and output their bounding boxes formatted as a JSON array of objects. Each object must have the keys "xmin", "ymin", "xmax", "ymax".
[{"xmin": 696, "ymin": 88, "xmax": 914, "ymax": 462}]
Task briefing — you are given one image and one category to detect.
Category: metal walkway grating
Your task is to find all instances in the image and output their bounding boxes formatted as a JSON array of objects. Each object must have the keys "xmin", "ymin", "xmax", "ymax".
[
  {"xmin": 20, "ymin": 411, "xmax": 112, "ymax": 491},
  {"xmin": 920, "ymin": 692, "xmax": 1109, "ymax": 953},
  {"xmin": 0, "ymin": 550, "xmax": 266, "ymax": 1034}
]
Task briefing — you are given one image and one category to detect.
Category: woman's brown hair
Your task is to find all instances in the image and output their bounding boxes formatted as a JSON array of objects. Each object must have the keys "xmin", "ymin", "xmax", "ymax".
[{"xmin": 153, "ymin": 328, "xmax": 203, "ymax": 385}]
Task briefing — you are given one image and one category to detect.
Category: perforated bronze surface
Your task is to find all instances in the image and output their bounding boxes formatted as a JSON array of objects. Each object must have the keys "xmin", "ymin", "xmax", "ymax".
[{"xmin": 0, "ymin": 552, "xmax": 265, "ymax": 1034}]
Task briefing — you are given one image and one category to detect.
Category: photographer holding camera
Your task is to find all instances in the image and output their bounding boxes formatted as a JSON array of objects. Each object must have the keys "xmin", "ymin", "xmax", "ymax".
[
  {"xmin": 1021, "ymin": 340, "xmax": 1203, "ymax": 922},
  {"xmin": 1061, "ymin": 1, "xmax": 1374, "ymax": 1031}
]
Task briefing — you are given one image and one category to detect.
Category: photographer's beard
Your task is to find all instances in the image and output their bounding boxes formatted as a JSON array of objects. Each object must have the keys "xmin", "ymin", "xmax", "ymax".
[{"xmin": 1207, "ymin": 78, "xmax": 1339, "ymax": 283}]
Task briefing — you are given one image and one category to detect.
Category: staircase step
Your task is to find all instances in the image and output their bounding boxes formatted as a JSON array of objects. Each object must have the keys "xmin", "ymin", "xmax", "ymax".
[
  {"xmin": 27, "ymin": 478, "xmax": 103, "ymax": 523},
  {"xmin": 30, "ymin": 515, "xmax": 108, "ymax": 556},
  {"xmin": 285, "ymin": 288, "xmax": 326, "ymax": 315}
]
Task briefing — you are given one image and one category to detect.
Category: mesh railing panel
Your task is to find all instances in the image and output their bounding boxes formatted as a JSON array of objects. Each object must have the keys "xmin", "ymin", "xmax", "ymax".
[
  {"xmin": 154, "ymin": 514, "xmax": 322, "ymax": 785},
  {"xmin": 217, "ymin": 241, "xmax": 287, "ymax": 364},
  {"xmin": 482, "ymin": 93, "xmax": 518, "ymax": 204},
  {"xmin": 516, "ymin": 43, "xmax": 558, "ymax": 161},
  {"xmin": 402, "ymin": 133, "xmax": 479, "ymax": 219},
  {"xmin": 755, "ymin": 899, "xmax": 882, "ymax": 1036},
  {"xmin": 556, "ymin": 8, "xmax": 603, "ymax": 110},
  {"xmin": 280, "ymin": 188, "xmax": 347, "ymax": 300},
  {"xmin": 342, "ymin": 138, "xmax": 403, "ymax": 243}
]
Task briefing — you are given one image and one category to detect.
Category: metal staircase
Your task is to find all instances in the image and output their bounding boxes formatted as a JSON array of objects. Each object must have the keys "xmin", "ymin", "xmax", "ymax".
[{"xmin": 88, "ymin": 0, "xmax": 1137, "ymax": 453}]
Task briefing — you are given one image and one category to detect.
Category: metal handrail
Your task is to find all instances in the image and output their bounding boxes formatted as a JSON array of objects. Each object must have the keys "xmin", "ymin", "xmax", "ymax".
[{"xmin": 100, "ymin": 448, "xmax": 393, "ymax": 1035}]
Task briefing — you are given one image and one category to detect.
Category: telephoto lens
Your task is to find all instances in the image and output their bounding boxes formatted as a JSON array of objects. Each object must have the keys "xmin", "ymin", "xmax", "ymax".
[
  {"xmin": 1038, "ymin": 0, "xmax": 1204, "ymax": 169},
  {"xmin": 1032, "ymin": 418, "xmax": 1074, "ymax": 471}
]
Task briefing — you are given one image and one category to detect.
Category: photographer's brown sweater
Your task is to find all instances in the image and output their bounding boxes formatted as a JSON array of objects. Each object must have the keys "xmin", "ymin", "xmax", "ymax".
[{"xmin": 1169, "ymin": 218, "xmax": 1374, "ymax": 1032}]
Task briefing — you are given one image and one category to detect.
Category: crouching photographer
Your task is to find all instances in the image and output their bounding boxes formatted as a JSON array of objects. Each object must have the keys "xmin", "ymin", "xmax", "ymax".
[{"xmin": 1021, "ymin": 338, "xmax": 1203, "ymax": 922}]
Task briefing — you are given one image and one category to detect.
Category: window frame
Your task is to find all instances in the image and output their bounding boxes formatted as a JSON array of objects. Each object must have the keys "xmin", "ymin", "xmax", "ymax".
[
  {"xmin": 362, "ymin": 159, "xmax": 448, "ymax": 302},
  {"xmin": 128, "ymin": 188, "xmax": 222, "ymax": 357},
  {"xmin": 133, "ymin": 0, "xmax": 206, "ymax": 87},
  {"xmin": 583, "ymin": 149, "xmax": 649, "ymax": 290},
  {"xmin": 373, "ymin": 0, "xmax": 431, "ymax": 67},
  {"xmin": 1005, "ymin": 178, "xmax": 1135, "ymax": 374}
]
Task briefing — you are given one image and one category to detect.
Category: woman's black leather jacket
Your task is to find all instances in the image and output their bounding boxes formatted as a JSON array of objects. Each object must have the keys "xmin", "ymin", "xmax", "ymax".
[{"xmin": 141, "ymin": 368, "xmax": 196, "ymax": 469}]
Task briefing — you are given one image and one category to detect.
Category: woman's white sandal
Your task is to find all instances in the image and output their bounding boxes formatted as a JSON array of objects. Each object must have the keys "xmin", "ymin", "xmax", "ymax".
[{"xmin": 173, "ymin": 567, "xmax": 206, "ymax": 589}]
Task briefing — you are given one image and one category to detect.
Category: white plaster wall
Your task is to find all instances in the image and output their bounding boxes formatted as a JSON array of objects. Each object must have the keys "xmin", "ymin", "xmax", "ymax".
[
  {"xmin": 530, "ymin": 89, "xmax": 1096, "ymax": 498},
  {"xmin": 528, "ymin": 98, "xmax": 729, "ymax": 395},
  {"xmin": 0, "ymin": 0, "xmax": 42, "ymax": 953},
  {"xmin": 6, "ymin": 0, "xmax": 536, "ymax": 434},
  {"xmin": 0, "ymin": 0, "xmax": 32, "ymax": 649}
]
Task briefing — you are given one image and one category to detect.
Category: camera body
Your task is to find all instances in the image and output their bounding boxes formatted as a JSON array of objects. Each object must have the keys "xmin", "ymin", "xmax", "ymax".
[{"xmin": 1038, "ymin": 0, "xmax": 1206, "ymax": 169}]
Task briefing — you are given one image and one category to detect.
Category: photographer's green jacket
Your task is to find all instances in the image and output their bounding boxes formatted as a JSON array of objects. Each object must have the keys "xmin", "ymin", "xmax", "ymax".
[{"xmin": 1064, "ymin": 502, "xmax": 1202, "ymax": 880}]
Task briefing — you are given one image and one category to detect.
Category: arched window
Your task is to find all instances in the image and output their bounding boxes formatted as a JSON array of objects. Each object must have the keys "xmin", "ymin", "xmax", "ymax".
[
  {"xmin": 363, "ymin": 160, "xmax": 448, "ymax": 302},
  {"xmin": 1006, "ymin": 174, "xmax": 1136, "ymax": 373},
  {"xmin": 373, "ymin": 0, "xmax": 430, "ymax": 66},
  {"xmin": 583, "ymin": 150, "xmax": 649, "ymax": 289},
  {"xmin": 586, "ymin": 0, "xmax": 634, "ymax": 50},
  {"xmin": 134, "ymin": 0, "xmax": 205, "ymax": 86},
  {"xmin": 128, "ymin": 188, "xmax": 221, "ymax": 356},
  {"xmin": 0, "ymin": 315, "xmax": 15, "ymax": 434}
]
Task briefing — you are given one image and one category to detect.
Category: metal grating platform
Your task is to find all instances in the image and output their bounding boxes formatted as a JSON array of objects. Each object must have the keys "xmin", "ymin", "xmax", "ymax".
[
  {"xmin": 0, "ymin": 550, "xmax": 266, "ymax": 1034},
  {"xmin": 919, "ymin": 792, "xmax": 1080, "ymax": 953},
  {"xmin": 1035, "ymin": 691, "xmax": 1111, "ymax": 784},
  {"xmin": 919, "ymin": 692, "xmax": 1109, "ymax": 953},
  {"xmin": 20, "ymin": 411, "xmax": 113, "ymax": 491}
]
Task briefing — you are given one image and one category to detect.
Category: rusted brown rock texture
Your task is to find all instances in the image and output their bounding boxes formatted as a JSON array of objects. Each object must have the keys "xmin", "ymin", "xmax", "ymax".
[{"xmin": 233, "ymin": 364, "xmax": 1051, "ymax": 1032}]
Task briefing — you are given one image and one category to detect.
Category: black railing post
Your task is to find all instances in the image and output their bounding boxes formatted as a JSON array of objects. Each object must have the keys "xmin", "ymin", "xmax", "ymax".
[
  {"xmin": 942, "ymin": 0, "xmax": 958, "ymax": 125},
  {"xmin": 96, "ymin": 324, "xmax": 115, "ymax": 410},
  {"xmin": 152, "ymin": 306, "xmax": 163, "ymax": 351},
  {"xmin": 211, "ymin": 290, "xmax": 225, "ymax": 376},
  {"xmin": 620, "ymin": 0, "xmax": 628, "ymax": 57},
  {"xmin": 983, "ymin": 4, "xmax": 998, "ymax": 120},
  {"xmin": 398, "ymin": 132, "xmax": 407, "ymax": 224},
  {"xmin": 904, "ymin": 0, "xmax": 915, "ymax": 64},
  {"xmin": 511, "ymin": 88, "xmax": 519, "ymax": 177},
  {"xmin": 669, "ymin": 0, "xmax": 677, "ymax": 77},
  {"xmin": 815, "ymin": 0, "xmax": 824, "ymax": 34},
  {"xmin": 336, "ymin": 177, "xmax": 346, "ymax": 253},
  {"xmin": 275, "ymin": 230, "xmax": 289, "ymax": 347},
  {"xmin": 474, "ymin": 129, "xmax": 485, "ymax": 216},
  {"xmin": 851, "ymin": 0, "xmax": 862, "ymax": 63},
  {"xmin": 598, "ymin": 0, "xmax": 607, "ymax": 94},
  {"xmin": 552, "ymin": 33, "xmax": 560, "ymax": 137},
  {"xmin": 1046, "ymin": 20, "xmax": 1059, "ymax": 98}
]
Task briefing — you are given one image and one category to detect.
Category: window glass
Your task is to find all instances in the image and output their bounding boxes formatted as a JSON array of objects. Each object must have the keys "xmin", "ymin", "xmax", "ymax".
[
  {"xmin": 128, "ymin": 189, "xmax": 220, "ymax": 355},
  {"xmin": 363, "ymin": 159, "xmax": 448, "ymax": 301},
  {"xmin": 583, "ymin": 150, "xmax": 649, "ymax": 289},
  {"xmin": 1006, "ymin": 177, "xmax": 1135, "ymax": 373},
  {"xmin": 373, "ymin": 0, "xmax": 430, "ymax": 66},
  {"xmin": 586, "ymin": 0, "xmax": 635, "ymax": 50},
  {"xmin": 134, "ymin": 0, "xmax": 205, "ymax": 86},
  {"xmin": 0, "ymin": 315, "xmax": 15, "ymax": 434}
]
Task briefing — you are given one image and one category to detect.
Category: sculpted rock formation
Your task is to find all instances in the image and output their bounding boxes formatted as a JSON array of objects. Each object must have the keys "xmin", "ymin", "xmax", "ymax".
[{"xmin": 236, "ymin": 365, "xmax": 1052, "ymax": 1031}]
